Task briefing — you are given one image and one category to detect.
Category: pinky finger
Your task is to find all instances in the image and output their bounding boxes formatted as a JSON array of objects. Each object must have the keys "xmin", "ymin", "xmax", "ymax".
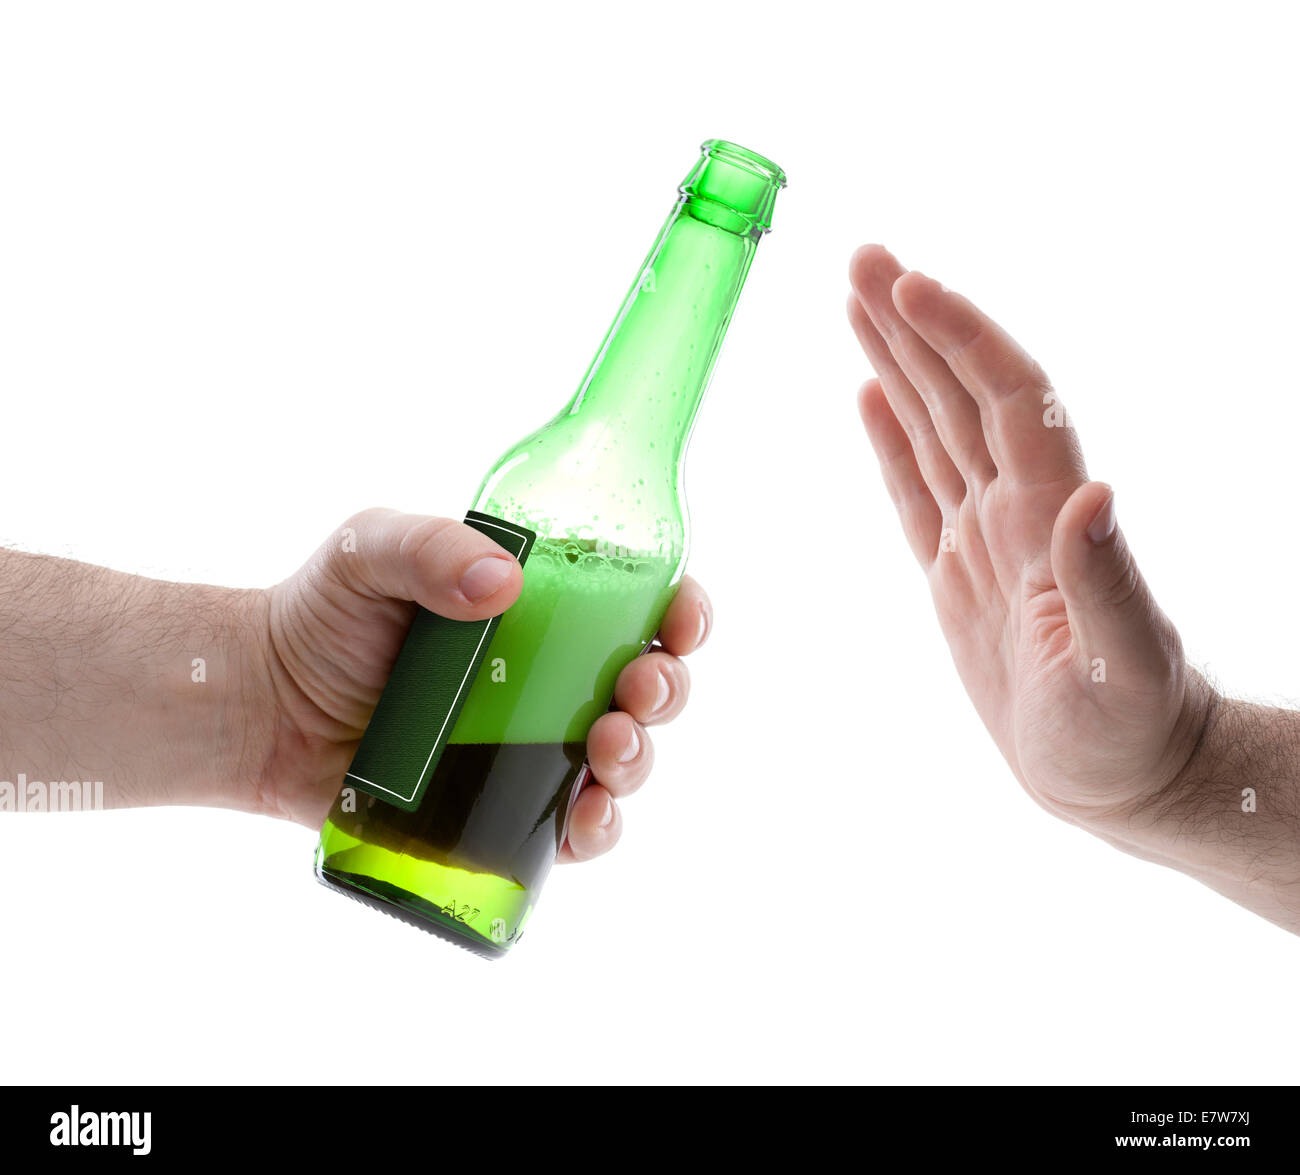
[
  {"xmin": 858, "ymin": 378, "xmax": 943, "ymax": 565},
  {"xmin": 557, "ymin": 783, "xmax": 622, "ymax": 863}
]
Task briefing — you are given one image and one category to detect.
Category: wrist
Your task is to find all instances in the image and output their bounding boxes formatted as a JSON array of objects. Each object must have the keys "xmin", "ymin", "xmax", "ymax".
[
  {"xmin": 1101, "ymin": 679, "xmax": 1300, "ymax": 933},
  {"xmin": 128, "ymin": 579, "xmax": 277, "ymax": 815},
  {"xmin": 198, "ymin": 584, "xmax": 283, "ymax": 816}
]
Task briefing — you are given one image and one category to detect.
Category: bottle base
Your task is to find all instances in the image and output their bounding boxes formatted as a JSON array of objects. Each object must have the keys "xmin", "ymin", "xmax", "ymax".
[{"xmin": 316, "ymin": 866, "xmax": 510, "ymax": 960}]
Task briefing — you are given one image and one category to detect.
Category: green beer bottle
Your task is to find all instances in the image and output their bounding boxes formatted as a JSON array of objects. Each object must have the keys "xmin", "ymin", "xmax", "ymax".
[{"xmin": 315, "ymin": 140, "xmax": 784, "ymax": 956}]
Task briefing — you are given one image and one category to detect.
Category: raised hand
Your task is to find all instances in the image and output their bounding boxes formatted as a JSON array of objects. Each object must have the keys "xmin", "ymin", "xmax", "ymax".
[{"xmin": 848, "ymin": 245, "xmax": 1213, "ymax": 841}]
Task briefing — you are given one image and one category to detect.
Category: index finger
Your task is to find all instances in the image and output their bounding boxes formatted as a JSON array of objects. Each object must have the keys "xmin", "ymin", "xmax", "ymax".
[{"xmin": 892, "ymin": 271, "xmax": 1087, "ymax": 488}]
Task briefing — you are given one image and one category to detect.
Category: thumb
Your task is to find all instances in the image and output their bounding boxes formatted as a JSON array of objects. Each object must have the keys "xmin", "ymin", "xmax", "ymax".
[
  {"xmin": 327, "ymin": 508, "xmax": 524, "ymax": 621},
  {"xmin": 1050, "ymin": 482, "xmax": 1172, "ymax": 680}
]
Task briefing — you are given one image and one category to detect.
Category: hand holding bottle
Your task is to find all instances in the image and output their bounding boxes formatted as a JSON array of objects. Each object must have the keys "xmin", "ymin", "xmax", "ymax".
[{"xmin": 265, "ymin": 507, "xmax": 708, "ymax": 862}]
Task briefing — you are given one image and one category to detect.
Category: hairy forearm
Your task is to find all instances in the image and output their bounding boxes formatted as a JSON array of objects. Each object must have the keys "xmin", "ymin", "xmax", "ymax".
[
  {"xmin": 1104, "ymin": 683, "xmax": 1300, "ymax": 934},
  {"xmin": 0, "ymin": 549, "xmax": 271, "ymax": 814}
]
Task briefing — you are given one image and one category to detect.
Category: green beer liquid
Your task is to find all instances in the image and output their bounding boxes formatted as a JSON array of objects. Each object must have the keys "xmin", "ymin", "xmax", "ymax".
[{"xmin": 451, "ymin": 537, "xmax": 677, "ymax": 745}]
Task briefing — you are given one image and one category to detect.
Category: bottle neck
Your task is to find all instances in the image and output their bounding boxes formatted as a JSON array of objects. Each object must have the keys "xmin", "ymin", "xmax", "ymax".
[{"xmin": 562, "ymin": 196, "xmax": 760, "ymax": 469}]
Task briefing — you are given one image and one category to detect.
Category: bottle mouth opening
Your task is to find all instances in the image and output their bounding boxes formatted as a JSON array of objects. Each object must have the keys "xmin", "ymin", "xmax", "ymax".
[{"xmin": 700, "ymin": 139, "xmax": 787, "ymax": 189}]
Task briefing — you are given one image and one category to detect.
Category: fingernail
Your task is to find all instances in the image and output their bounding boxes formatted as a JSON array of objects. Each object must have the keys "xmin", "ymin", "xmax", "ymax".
[
  {"xmin": 1086, "ymin": 491, "xmax": 1117, "ymax": 545},
  {"xmin": 650, "ymin": 670, "xmax": 671, "ymax": 717},
  {"xmin": 617, "ymin": 726, "xmax": 640, "ymax": 764},
  {"xmin": 695, "ymin": 601, "xmax": 712, "ymax": 649},
  {"xmin": 460, "ymin": 556, "xmax": 513, "ymax": 602},
  {"xmin": 599, "ymin": 794, "xmax": 615, "ymax": 828}
]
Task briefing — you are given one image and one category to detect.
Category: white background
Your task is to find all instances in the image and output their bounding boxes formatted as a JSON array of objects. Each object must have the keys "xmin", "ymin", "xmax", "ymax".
[{"xmin": 1, "ymin": 1, "xmax": 1297, "ymax": 1085}]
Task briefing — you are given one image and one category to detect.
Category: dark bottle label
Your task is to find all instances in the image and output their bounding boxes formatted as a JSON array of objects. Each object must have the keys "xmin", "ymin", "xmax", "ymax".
[{"xmin": 343, "ymin": 510, "xmax": 536, "ymax": 813}]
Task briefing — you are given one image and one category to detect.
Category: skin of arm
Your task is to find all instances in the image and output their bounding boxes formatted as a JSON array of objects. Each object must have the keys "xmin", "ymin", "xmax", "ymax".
[
  {"xmin": 1108, "ymin": 696, "xmax": 1300, "ymax": 933},
  {"xmin": 0, "ymin": 510, "xmax": 710, "ymax": 865},
  {"xmin": 0, "ymin": 549, "xmax": 266, "ymax": 814},
  {"xmin": 848, "ymin": 244, "xmax": 1300, "ymax": 935}
]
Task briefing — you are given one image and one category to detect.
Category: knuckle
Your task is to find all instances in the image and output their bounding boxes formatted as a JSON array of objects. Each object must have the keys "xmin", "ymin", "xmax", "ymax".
[
  {"xmin": 943, "ymin": 321, "xmax": 985, "ymax": 363},
  {"xmin": 397, "ymin": 516, "xmax": 462, "ymax": 568},
  {"xmin": 341, "ymin": 505, "xmax": 394, "ymax": 532},
  {"xmin": 1004, "ymin": 361, "xmax": 1051, "ymax": 401},
  {"xmin": 1094, "ymin": 554, "xmax": 1142, "ymax": 611}
]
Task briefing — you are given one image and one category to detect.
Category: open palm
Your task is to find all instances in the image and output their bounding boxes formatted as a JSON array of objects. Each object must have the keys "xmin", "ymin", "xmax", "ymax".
[{"xmin": 848, "ymin": 245, "xmax": 1210, "ymax": 830}]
